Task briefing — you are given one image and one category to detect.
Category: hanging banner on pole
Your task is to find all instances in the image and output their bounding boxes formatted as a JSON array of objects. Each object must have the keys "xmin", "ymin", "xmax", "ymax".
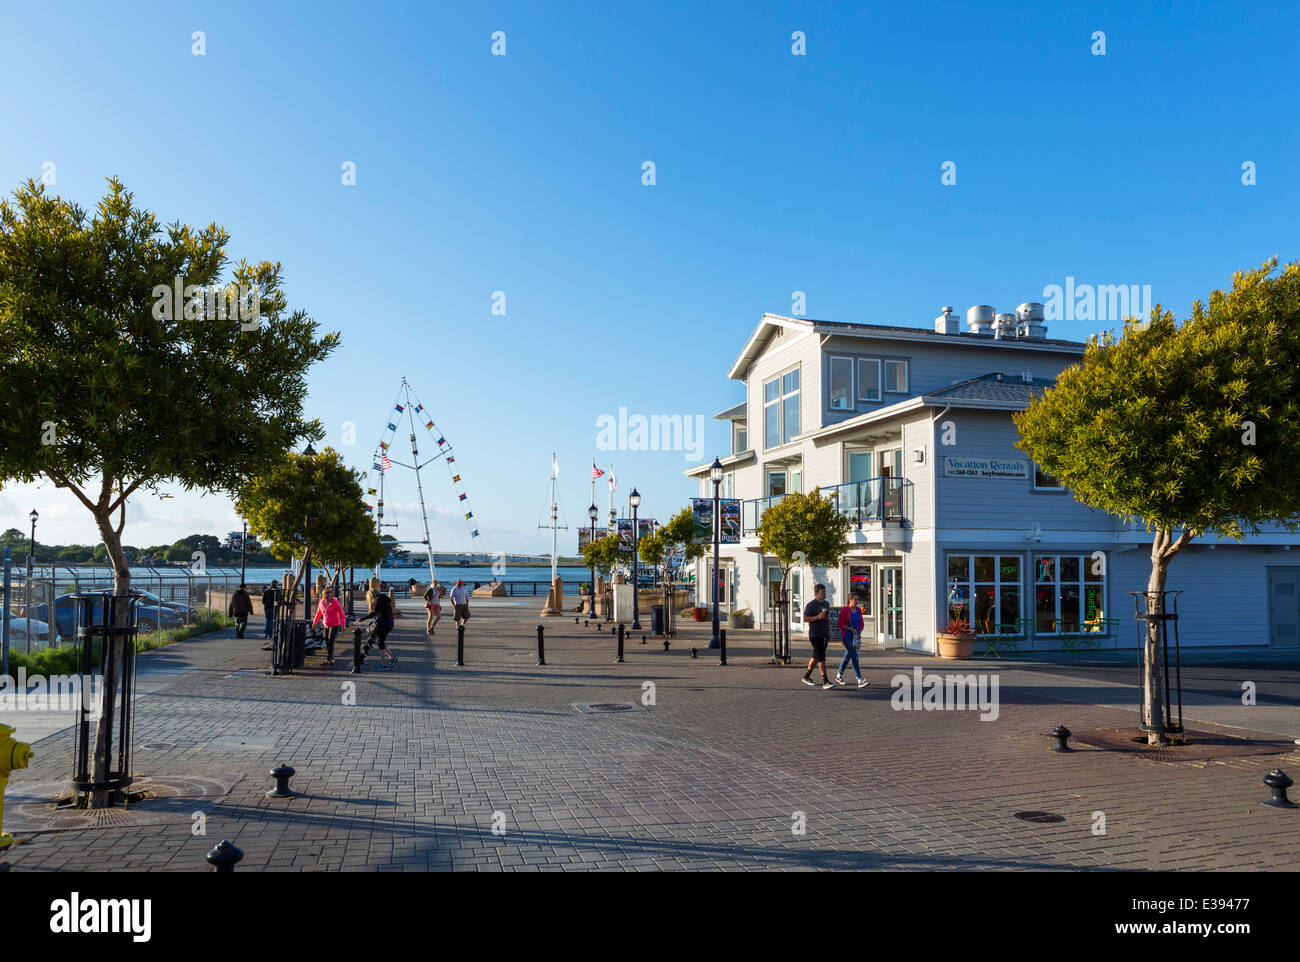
[
  {"xmin": 690, "ymin": 499, "xmax": 713, "ymax": 545},
  {"xmin": 617, "ymin": 519, "xmax": 634, "ymax": 551},
  {"xmin": 719, "ymin": 499, "xmax": 741, "ymax": 544},
  {"xmin": 578, "ymin": 527, "xmax": 608, "ymax": 551}
]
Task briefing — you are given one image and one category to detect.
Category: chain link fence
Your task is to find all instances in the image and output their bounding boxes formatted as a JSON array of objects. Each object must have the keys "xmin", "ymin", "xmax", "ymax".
[{"xmin": 1, "ymin": 559, "xmax": 245, "ymax": 656}]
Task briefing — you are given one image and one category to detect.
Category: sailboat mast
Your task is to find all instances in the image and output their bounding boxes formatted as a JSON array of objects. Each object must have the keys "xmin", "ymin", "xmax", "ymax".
[
  {"xmin": 404, "ymin": 379, "xmax": 438, "ymax": 587},
  {"xmin": 550, "ymin": 455, "xmax": 558, "ymax": 586},
  {"xmin": 375, "ymin": 458, "xmax": 385, "ymax": 579}
]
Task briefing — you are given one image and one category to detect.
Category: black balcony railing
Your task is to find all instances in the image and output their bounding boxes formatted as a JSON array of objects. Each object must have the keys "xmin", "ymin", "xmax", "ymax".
[{"xmin": 742, "ymin": 477, "xmax": 913, "ymax": 535}]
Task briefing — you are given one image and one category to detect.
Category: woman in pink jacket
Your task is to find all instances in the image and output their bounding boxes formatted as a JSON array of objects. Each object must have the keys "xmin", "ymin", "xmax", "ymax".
[{"xmin": 313, "ymin": 586, "xmax": 347, "ymax": 668}]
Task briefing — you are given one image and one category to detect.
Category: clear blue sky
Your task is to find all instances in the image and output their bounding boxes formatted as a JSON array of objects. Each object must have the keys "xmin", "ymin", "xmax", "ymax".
[{"xmin": 2, "ymin": 0, "xmax": 1296, "ymax": 554}]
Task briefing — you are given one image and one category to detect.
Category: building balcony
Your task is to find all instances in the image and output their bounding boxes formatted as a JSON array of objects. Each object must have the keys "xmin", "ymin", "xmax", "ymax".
[{"xmin": 742, "ymin": 477, "xmax": 914, "ymax": 535}]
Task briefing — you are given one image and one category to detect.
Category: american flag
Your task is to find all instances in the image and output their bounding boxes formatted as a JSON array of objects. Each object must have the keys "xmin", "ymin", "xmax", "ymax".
[
  {"xmin": 381, "ymin": 453, "xmax": 392, "ymax": 470},
  {"xmin": 592, "ymin": 462, "xmax": 605, "ymax": 481}
]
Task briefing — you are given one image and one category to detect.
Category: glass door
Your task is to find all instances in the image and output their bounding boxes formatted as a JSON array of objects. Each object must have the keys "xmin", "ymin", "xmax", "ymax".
[
  {"xmin": 847, "ymin": 562, "xmax": 874, "ymax": 642},
  {"xmin": 880, "ymin": 565, "xmax": 903, "ymax": 645},
  {"xmin": 789, "ymin": 568, "xmax": 803, "ymax": 634}
]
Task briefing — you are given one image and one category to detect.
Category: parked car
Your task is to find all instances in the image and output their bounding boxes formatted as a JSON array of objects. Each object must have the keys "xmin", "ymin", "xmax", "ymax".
[
  {"xmin": 23, "ymin": 593, "xmax": 186, "ymax": 640},
  {"xmin": 2, "ymin": 609, "xmax": 52, "ymax": 643},
  {"xmin": 131, "ymin": 590, "xmax": 198, "ymax": 622}
]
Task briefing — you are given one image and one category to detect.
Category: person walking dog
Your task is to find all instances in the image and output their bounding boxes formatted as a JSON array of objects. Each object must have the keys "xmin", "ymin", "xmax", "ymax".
[
  {"xmin": 229, "ymin": 584, "xmax": 253, "ymax": 639},
  {"xmin": 801, "ymin": 583, "xmax": 835, "ymax": 689},
  {"xmin": 835, "ymin": 592, "xmax": 870, "ymax": 688},
  {"xmin": 313, "ymin": 586, "xmax": 347, "ymax": 668}
]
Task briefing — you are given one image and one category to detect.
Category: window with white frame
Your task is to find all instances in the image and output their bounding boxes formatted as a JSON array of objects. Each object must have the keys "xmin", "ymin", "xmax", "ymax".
[
  {"xmin": 884, "ymin": 359, "xmax": 909, "ymax": 393},
  {"xmin": 947, "ymin": 555, "xmax": 1021, "ymax": 634},
  {"xmin": 856, "ymin": 358, "xmax": 881, "ymax": 402},
  {"xmin": 1034, "ymin": 554, "xmax": 1106, "ymax": 634},
  {"xmin": 734, "ymin": 425, "xmax": 748, "ymax": 454},
  {"xmin": 829, "ymin": 356, "xmax": 853, "ymax": 410},
  {"xmin": 764, "ymin": 368, "xmax": 799, "ymax": 448}
]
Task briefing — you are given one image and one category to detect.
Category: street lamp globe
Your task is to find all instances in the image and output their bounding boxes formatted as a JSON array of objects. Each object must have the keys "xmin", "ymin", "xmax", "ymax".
[
  {"xmin": 709, "ymin": 457, "xmax": 723, "ymax": 484},
  {"xmin": 629, "ymin": 489, "xmax": 640, "ymax": 510},
  {"xmin": 29, "ymin": 508, "xmax": 38, "ymax": 524},
  {"xmin": 588, "ymin": 504, "xmax": 598, "ymax": 522}
]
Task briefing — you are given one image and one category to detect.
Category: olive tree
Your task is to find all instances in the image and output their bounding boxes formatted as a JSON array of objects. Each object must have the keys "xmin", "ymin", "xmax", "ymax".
[
  {"xmin": 1015, "ymin": 259, "xmax": 1300, "ymax": 744},
  {"xmin": 0, "ymin": 178, "xmax": 336, "ymax": 804}
]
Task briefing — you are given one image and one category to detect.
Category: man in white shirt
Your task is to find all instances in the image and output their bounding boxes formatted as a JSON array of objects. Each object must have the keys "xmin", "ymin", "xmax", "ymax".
[{"xmin": 450, "ymin": 578, "xmax": 472, "ymax": 626}]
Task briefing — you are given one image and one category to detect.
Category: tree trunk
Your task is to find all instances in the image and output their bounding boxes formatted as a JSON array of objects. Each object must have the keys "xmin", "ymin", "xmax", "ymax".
[
  {"xmin": 1142, "ymin": 530, "xmax": 1173, "ymax": 746},
  {"xmin": 91, "ymin": 511, "xmax": 131, "ymax": 808}
]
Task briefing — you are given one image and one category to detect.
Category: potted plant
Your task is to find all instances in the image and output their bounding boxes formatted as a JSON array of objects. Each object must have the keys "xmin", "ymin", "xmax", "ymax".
[
  {"xmin": 692, "ymin": 606, "xmax": 708, "ymax": 621},
  {"xmin": 937, "ymin": 617, "xmax": 977, "ymax": 659}
]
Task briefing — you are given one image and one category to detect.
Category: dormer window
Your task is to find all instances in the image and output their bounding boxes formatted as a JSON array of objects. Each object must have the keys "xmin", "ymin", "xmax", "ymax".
[{"xmin": 884, "ymin": 359, "xmax": 909, "ymax": 393}]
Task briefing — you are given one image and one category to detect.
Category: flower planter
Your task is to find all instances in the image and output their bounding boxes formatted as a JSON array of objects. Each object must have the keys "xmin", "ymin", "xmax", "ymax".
[
  {"xmin": 692, "ymin": 607, "xmax": 708, "ymax": 622},
  {"xmin": 937, "ymin": 632, "xmax": 976, "ymax": 659}
]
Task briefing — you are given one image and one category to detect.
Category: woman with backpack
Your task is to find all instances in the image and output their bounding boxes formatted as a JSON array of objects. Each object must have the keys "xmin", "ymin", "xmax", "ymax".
[
  {"xmin": 424, "ymin": 581, "xmax": 442, "ymax": 635},
  {"xmin": 835, "ymin": 593, "xmax": 870, "ymax": 688}
]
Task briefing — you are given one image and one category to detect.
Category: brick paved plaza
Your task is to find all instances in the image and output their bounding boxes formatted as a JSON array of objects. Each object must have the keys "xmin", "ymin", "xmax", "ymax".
[{"xmin": 3, "ymin": 598, "xmax": 1299, "ymax": 872}]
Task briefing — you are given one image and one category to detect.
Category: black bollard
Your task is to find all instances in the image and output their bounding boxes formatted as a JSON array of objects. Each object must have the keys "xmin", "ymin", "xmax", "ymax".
[
  {"xmin": 351, "ymin": 626, "xmax": 364, "ymax": 674},
  {"xmin": 206, "ymin": 839, "xmax": 244, "ymax": 873},
  {"xmin": 1263, "ymin": 769, "xmax": 1298, "ymax": 809},
  {"xmin": 642, "ymin": 635, "xmax": 647, "ymax": 645},
  {"xmin": 690, "ymin": 648, "xmax": 697, "ymax": 659},
  {"xmin": 266, "ymin": 763, "xmax": 297, "ymax": 798},
  {"xmin": 616, "ymin": 623, "xmax": 625, "ymax": 663},
  {"xmin": 584, "ymin": 619, "xmax": 589, "ymax": 627},
  {"xmin": 663, "ymin": 639, "xmax": 670, "ymax": 651},
  {"xmin": 1050, "ymin": 724, "xmax": 1074, "ymax": 753},
  {"xmin": 457, "ymin": 623, "xmax": 465, "ymax": 666},
  {"xmin": 536, "ymin": 624, "xmax": 546, "ymax": 666},
  {"xmin": 719, "ymin": 628, "xmax": 727, "ymax": 667}
]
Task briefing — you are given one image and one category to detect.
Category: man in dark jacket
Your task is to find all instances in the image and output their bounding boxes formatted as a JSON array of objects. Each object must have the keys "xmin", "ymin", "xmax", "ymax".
[
  {"xmin": 356, "ymin": 589, "xmax": 397, "ymax": 670},
  {"xmin": 229, "ymin": 584, "xmax": 254, "ymax": 639},
  {"xmin": 261, "ymin": 583, "xmax": 277, "ymax": 639}
]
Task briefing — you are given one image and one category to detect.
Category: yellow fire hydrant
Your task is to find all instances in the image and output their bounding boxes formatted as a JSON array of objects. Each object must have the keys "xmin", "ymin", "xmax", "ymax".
[{"xmin": 0, "ymin": 723, "xmax": 34, "ymax": 849}]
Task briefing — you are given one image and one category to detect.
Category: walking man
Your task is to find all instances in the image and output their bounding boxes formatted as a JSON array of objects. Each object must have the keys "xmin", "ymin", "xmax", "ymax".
[
  {"xmin": 229, "ymin": 583, "xmax": 253, "ymax": 639},
  {"xmin": 450, "ymin": 578, "xmax": 472, "ymax": 627},
  {"xmin": 835, "ymin": 592, "xmax": 870, "ymax": 688},
  {"xmin": 801, "ymin": 583, "xmax": 835, "ymax": 689},
  {"xmin": 424, "ymin": 581, "xmax": 443, "ymax": 635},
  {"xmin": 261, "ymin": 582, "xmax": 277, "ymax": 639}
]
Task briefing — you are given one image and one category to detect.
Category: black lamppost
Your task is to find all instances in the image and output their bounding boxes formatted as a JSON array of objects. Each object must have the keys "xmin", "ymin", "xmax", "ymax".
[
  {"xmin": 302, "ymin": 442, "xmax": 316, "ymax": 627},
  {"xmin": 629, "ymin": 488, "xmax": 642, "ymax": 630},
  {"xmin": 239, "ymin": 519, "xmax": 248, "ymax": 585},
  {"xmin": 709, "ymin": 457, "xmax": 723, "ymax": 649},
  {"xmin": 26, "ymin": 509, "xmax": 37, "ymax": 645},
  {"xmin": 587, "ymin": 504, "xmax": 598, "ymax": 616}
]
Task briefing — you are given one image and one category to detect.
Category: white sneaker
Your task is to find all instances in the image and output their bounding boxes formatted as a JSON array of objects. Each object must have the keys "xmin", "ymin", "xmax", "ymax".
[
  {"xmin": 835, "ymin": 672, "xmax": 843, "ymax": 685},
  {"xmin": 822, "ymin": 680, "xmax": 835, "ymax": 689},
  {"xmin": 857, "ymin": 677, "xmax": 870, "ymax": 688},
  {"xmin": 801, "ymin": 676, "xmax": 816, "ymax": 687}
]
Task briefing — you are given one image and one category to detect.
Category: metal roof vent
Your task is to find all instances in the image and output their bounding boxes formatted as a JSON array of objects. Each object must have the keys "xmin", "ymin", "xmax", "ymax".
[
  {"xmin": 994, "ymin": 313, "xmax": 1017, "ymax": 339},
  {"xmin": 966, "ymin": 305, "xmax": 994, "ymax": 335},
  {"xmin": 1016, "ymin": 302, "xmax": 1047, "ymax": 339},
  {"xmin": 935, "ymin": 305, "xmax": 959, "ymax": 335}
]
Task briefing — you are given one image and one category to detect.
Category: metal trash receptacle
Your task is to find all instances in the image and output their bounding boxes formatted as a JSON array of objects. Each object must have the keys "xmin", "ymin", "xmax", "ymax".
[
  {"xmin": 289, "ymin": 619, "xmax": 307, "ymax": 668},
  {"xmin": 650, "ymin": 605, "xmax": 666, "ymax": 635}
]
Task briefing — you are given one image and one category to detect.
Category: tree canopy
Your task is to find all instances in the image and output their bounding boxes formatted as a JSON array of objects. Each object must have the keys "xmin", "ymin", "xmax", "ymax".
[
  {"xmin": 1014, "ymin": 258, "xmax": 1300, "ymax": 541},
  {"xmin": 757, "ymin": 488, "xmax": 853, "ymax": 582},
  {"xmin": 237, "ymin": 447, "xmax": 384, "ymax": 574}
]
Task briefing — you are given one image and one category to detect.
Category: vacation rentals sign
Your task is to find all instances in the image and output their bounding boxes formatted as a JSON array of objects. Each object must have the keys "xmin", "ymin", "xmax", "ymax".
[{"xmin": 943, "ymin": 457, "xmax": 1029, "ymax": 479}]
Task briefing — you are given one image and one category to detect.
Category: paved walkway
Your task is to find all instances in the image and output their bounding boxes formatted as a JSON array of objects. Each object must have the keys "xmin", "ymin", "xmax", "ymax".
[{"xmin": 3, "ymin": 599, "xmax": 1299, "ymax": 871}]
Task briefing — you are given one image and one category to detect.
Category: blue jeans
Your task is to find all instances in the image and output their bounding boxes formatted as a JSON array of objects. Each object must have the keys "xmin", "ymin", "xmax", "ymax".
[
  {"xmin": 264, "ymin": 613, "xmax": 274, "ymax": 638},
  {"xmin": 837, "ymin": 633, "xmax": 861, "ymax": 678}
]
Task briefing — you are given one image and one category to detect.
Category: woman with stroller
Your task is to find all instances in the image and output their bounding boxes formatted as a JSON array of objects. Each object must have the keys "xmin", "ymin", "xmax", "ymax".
[{"xmin": 358, "ymin": 581, "xmax": 397, "ymax": 670}]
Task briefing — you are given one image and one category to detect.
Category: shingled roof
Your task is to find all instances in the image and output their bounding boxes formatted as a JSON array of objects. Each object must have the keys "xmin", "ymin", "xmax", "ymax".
[{"xmin": 927, "ymin": 373, "xmax": 1055, "ymax": 404}]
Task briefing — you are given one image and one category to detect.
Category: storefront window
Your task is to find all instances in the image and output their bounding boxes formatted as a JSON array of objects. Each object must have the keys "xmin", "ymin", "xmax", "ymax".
[
  {"xmin": 948, "ymin": 554, "xmax": 1020, "ymax": 633},
  {"xmin": 1035, "ymin": 554, "xmax": 1107, "ymax": 633}
]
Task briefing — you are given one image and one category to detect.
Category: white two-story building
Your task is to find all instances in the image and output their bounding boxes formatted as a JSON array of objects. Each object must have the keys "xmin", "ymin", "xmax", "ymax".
[{"xmin": 688, "ymin": 304, "xmax": 1300, "ymax": 655}]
